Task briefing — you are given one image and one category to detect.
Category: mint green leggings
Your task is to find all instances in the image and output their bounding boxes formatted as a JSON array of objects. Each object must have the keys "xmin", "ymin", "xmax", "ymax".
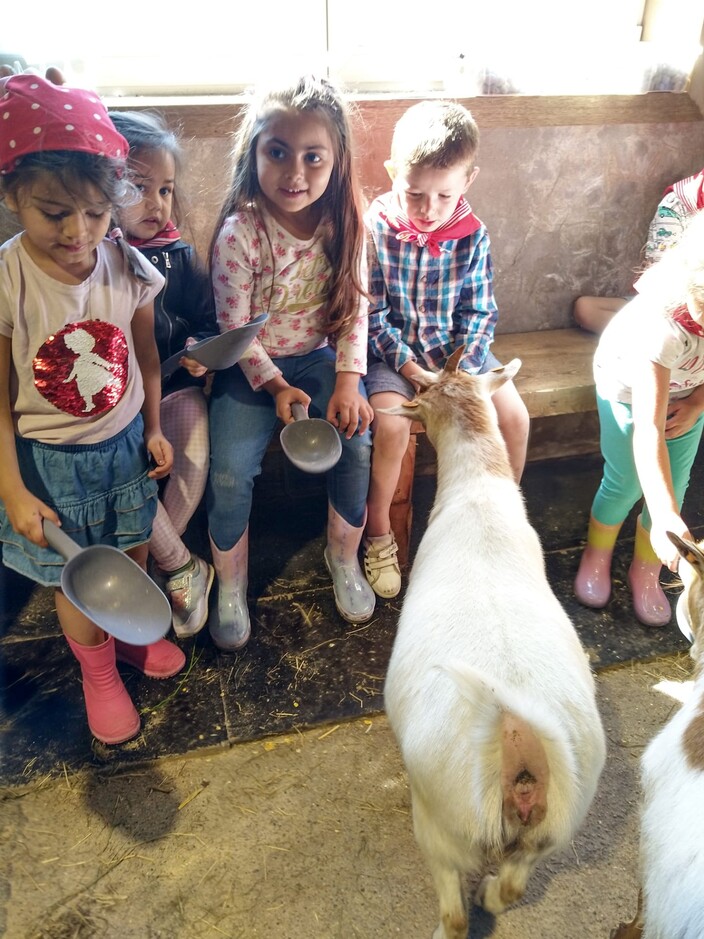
[{"xmin": 592, "ymin": 393, "xmax": 704, "ymax": 529}]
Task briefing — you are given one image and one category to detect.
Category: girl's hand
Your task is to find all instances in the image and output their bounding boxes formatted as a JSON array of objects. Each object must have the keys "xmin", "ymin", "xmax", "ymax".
[
  {"xmin": 146, "ymin": 434, "xmax": 174, "ymax": 479},
  {"xmin": 665, "ymin": 396, "xmax": 704, "ymax": 438},
  {"xmin": 650, "ymin": 514, "xmax": 691, "ymax": 571},
  {"xmin": 327, "ymin": 374, "xmax": 373, "ymax": 438},
  {"xmin": 275, "ymin": 386, "xmax": 311, "ymax": 424},
  {"xmin": 6, "ymin": 490, "xmax": 59, "ymax": 548},
  {"xmin": 180, "ymin": 339, "xmax": 209, "ymax": 378}
]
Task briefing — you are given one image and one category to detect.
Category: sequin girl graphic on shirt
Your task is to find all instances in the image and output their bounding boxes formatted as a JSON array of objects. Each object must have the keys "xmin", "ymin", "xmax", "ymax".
[{"xmin": 34, "ymin": 320, "xmax": 129, "ymax": 416}]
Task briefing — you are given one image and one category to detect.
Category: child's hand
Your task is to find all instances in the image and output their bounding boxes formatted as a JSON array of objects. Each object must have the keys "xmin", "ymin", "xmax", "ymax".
[
  {"xmin": 327, "ymin": 381, "xmax": 374, "ymax": 438},
  {"xmin": 6, "ymin": 489, "xmax": 59, "ymax": 548},
  {"xmin": 180, "ymin": 339, "xmax": 209, "ymax": 378},
  {"xmin": 146, "ymin": 434, "xmax": 174, "ymax": 479},
  {"xmin": 275, "ymin": 386, "xmax": 311, "ymax": 424},
  {"xmin": 650, "ymin": 515, "xmax": 691, "ymax": 571},
  {"xmin": 665, "ymin": 397, "xmax": 703, "ymax": 438}
]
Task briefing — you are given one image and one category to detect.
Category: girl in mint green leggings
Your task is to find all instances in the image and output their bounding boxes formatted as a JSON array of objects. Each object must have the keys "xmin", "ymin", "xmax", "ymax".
[{"xmin": 575, "ymin": 209, "xmax": 704, "ymax": 626}]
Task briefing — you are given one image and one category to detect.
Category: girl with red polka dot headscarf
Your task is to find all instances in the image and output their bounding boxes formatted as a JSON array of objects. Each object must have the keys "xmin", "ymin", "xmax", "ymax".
[{"xmin": 0, "ymin": 74, "xmax": 186, "ymax": 747}]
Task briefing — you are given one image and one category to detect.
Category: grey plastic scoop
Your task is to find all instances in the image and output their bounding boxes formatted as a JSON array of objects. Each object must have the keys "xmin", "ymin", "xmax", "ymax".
[
  {"xmin": 279, "ymin": 403, "xmax": 342, "ymax": 474},
  {"xmin": 161, "ymin": 313, "xmax": 268, "ymax": 379},
  {"xmin": 43, "ymin": 520, "xmax": 171, "ymax": 645}
]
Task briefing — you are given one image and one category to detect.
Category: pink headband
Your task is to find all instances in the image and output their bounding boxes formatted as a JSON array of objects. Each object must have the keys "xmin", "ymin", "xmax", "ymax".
[{"xmin": 0, "ymin": 74, "xmax": 128, "ymax": 174}]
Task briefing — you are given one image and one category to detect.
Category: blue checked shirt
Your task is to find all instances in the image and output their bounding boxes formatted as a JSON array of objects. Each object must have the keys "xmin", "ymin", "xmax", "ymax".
[{"xmin": 366, "ymin": 193, "xmax": 498, "ymax": 374}]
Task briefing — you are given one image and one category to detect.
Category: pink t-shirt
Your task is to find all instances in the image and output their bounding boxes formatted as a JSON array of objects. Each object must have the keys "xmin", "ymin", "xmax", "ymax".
[{"xmin": 211, "ymin": 207, "xmax": 367, "ymax": 390}]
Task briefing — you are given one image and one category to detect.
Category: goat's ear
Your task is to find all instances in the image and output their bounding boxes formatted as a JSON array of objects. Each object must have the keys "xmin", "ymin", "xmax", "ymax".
[
  {"xmin": 444, "ymin": 346, "xmax": 466, "ymax": 373},
  {"xmin": 667, "ymin": 532, "xmax": 704, "ymax": 576},
  {"xmin": 376, "ymin": 400, "xmax": 421, "ymax": 419},
  {"xmin": 483, "ymin": 357, "xmax": 522, "ymax": 395}
]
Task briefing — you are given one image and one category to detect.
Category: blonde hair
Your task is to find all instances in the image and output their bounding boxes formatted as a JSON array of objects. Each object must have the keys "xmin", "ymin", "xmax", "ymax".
[
  {"xmin": 640, "ymin": 209, "xmax": 704, "ymax": 316},
  {"xmin": 389, "ymin": 100, "xmax": 479, "ymax": 172}
]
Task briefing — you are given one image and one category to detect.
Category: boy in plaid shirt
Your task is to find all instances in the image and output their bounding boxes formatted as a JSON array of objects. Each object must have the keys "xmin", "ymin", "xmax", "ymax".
[{"xmin": 363, "ymin": 100, "xmax": 530, "ymax": 599}]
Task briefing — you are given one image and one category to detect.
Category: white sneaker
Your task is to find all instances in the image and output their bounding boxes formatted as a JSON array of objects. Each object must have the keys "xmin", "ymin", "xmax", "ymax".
[
  {"xmin": 363, "ymin": 534, "xmax": 401, "ymax": 599},
  {"xmin": 166, "ymin": 555, "xmax": 214, "ymax": 638}
]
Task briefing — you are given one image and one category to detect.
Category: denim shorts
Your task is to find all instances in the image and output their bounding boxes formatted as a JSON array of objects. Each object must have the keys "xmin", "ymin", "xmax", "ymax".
[
  {"xmin": 364, "ymin": 349, "xmax": 502, "ymax": 400},
  {"xmin": 0, "ymin": 415, "xmax": 158, "ymax": 587}
]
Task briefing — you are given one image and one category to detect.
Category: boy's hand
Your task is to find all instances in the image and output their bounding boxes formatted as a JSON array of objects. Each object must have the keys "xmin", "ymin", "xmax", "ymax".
[{"xmin": 146, "ymin": 434, "xmax": 174, "ymax": 478}]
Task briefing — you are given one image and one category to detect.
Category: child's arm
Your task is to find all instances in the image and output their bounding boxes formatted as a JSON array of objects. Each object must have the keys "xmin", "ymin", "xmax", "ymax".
[
  {"xmin": 453, "ymin": 229, "xmax": 499, "ymax": 370},
  {"xmin": 0, "ymin": 336, "xmax": 58, "ymax": 546},
  {"xmin": 132, "ymin": 303, "xmax": 174, "ymax": 479},
  {"xmin": 367, "ymin": 240, "xmax": 417, "ymax": 371},
  {"xmin": 212, "ymin": 216, "xmax": 280, "ymax": 390},
  {"xmin": 631, "ymin": 359, "xmax": 690, "ymax": 569}
]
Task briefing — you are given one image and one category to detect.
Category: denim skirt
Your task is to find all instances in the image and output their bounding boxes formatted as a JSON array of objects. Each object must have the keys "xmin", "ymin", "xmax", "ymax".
[{"xmin": 0, "ymin": 415, "xmax": 158, "ymax": 587}]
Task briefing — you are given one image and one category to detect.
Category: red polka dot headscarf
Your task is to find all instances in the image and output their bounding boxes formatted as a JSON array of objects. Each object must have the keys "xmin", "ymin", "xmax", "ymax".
[{"xmin": 0, "ymin": 74, "xmax": 128, "ymax": 175}]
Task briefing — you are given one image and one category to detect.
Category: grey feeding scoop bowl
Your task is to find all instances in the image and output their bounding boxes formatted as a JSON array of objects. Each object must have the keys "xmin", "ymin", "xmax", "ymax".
[
  {"xmin": 279, "ymin": 403, "xmax": 342, "ymax": 474},
  {"xmin": 43, "ymin": 519, "xmax": 171, "ymax": 645},
  {"xmin": 160, "ymin": 313, "xmax": 268, "ymax": 379}
]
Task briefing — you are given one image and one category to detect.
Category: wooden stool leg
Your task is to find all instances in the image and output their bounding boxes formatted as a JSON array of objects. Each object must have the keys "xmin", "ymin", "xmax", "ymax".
[{"xmin": 389, "ymin": 434, "xmax": 417, "ymax": 570}]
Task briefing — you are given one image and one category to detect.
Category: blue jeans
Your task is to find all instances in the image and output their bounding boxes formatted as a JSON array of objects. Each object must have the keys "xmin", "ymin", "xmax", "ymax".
[
  {"xmin": 592, "ymin": 392, "xmax": 704, "ymax": 529},
  {"xmin": 207, "ymin": 346, "xmax": 371, "ymax": 550}
]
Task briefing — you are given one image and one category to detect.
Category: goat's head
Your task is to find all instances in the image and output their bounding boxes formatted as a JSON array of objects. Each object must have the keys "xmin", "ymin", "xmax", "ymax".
[
  {"xmin": 667, "ymin": 532, "xmax": 704, "ymax": 662},
  {"xmin": 378, "ymin": 347, "xmax": 522, "ymax": 443}
]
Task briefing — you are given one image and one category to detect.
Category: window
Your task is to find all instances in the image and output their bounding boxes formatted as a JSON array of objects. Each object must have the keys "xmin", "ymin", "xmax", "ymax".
[{"xmin": 3, "ymin": 0, "xmax": 702, "ymax": 98}]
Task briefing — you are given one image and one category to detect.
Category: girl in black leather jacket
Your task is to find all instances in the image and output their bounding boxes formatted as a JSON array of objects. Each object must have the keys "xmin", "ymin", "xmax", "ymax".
[{"xmin": 112, "ymin": 110, "xmax": 217, "ymax": 640}]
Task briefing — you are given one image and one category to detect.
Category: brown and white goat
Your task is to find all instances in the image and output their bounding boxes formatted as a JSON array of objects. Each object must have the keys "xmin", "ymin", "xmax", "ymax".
[
  {"xmin": 612, "ymin": 532, "xmax": 704, "ymax": 939},
  {"xmin": 383, "ymin": 349, "xmax": 606, "ymax": 939}
]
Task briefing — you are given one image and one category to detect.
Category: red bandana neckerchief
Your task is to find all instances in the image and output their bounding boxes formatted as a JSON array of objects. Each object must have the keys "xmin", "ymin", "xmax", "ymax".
[
  {"xmin": 381, "ymin": 196, "xmax": 481, "ymax": 257},
  {"xmin": 663, "ymin": 170, "xmax": 704, "ymax": 213},
  {"xmin": 672, "ymin": 304, "xmax": 704, "ymax": 338},
  {"xmin": 127, "ymin": 220, "xmax": 182, "ymax": 249}
]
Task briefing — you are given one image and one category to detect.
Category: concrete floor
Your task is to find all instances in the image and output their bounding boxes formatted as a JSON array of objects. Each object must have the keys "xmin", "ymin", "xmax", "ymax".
[
  {"xmin": 0, "ymin": 654, "xmax": 695, "ymax": 939},
  {"xmin": 1, "ymin": 451, "xmax": 701, "ymax": 938}
]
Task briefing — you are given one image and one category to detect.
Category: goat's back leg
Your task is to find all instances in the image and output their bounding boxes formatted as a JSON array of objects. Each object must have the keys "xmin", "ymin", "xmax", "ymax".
[
  {"xmin": 426, "ymin": 856, "xmax": 468, "ymax": 939},
  {"xmin": 411, "ymin": 790, "xmax": 469, "ymax": 939},
  {"xmin": 476, "ymin": 844, "xmax": 548, "ymax": 915}
]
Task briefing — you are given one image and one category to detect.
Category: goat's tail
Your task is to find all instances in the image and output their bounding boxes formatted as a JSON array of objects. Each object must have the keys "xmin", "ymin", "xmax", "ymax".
[{"xmin": 439, "ymin": 661, "xmax": 581, "ymax": 848}]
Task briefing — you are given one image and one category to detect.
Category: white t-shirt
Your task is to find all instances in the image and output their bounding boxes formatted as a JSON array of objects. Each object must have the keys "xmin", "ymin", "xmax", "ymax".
[
  {"xmin": 594, "ymin": 293, "xmax": 704, "ymax": 405},
  {"xmin": 0, "ymin": 234, "xmax": 164, "ymax": 444}
]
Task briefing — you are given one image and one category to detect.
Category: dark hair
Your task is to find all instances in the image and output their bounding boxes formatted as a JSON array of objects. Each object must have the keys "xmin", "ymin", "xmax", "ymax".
[
  {"xmin": 0, "ymin": 149, "xmax": 151, "ymax": 282},
  {"xmin": 109, "ymin": 110, "xmax": 185, "ymax": 225},
  {"xmin": 390, "ymin": 100, "xmax": 479, "ymax": 172},
  {"xmin": 209, "ymin": 74, "xmax": 367, "ymax": 340},
  {"xmin": 0, "ymin": 149, "xmax": 133, "ymax": 209}
]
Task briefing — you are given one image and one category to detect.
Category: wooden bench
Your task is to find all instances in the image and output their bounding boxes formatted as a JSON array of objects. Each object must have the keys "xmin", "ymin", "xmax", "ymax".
[{"xmin": 389, "ymin": 327, "xmax": 599, "ymax": 567}]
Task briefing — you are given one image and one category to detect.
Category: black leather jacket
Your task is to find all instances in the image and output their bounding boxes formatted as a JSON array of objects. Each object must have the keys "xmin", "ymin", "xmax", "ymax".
[{"xmin": 138, "ymin": 239, "xmax": 218, "ymax": 398}]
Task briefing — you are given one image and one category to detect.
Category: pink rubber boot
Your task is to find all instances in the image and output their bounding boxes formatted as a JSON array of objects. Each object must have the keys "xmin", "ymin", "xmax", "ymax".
[
  {"xmin": 114, "ymin": 638, "xmax": 186, "ymax": 679},
  {"xmin": 66, "ymin": 634, "xmax": 141, "ymax": 745},
  {"xmin": 627, "ymin": 516, "xmax": 672, "ymax": 627},
  {"xmin": 574, "ymin": 516, "xmax": 623, "ymax": 608}
]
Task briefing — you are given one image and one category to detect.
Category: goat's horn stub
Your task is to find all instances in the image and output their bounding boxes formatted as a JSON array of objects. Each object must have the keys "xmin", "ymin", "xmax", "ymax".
[{"xmin": 445, "ymin": 346, "xmax": 466, "ymax": 373}]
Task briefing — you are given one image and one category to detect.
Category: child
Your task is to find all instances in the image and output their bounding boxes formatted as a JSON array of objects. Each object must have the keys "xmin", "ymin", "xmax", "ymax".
[
  {"xmin": 206, "ymin": 74, "xmax": 375, "ymax": 651},
  {"xmin": 0, "ymin": 75, "xmax": 185, "ymax": 745},
  {"xmin": 363, "ymin": 100, "xmax": 530, "ymax": 599},
  {"xmin": 109, "ymin": 110, "xmax": 217, "ymax": 639},
  {"xmin": 574, "ymin": 209, "xmax": 704, "ymax": 627},
  {"xmin": 574, "ymin": 166, "xmax": 704, "ymax": 334}
]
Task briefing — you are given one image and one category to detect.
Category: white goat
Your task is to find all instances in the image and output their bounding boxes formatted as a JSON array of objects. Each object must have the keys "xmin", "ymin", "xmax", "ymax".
[
  {"xmin": 612, "ymin": 532, "xmax": 704, "ymax": 939},
  {"xmin": 383, "ymin": 349, "xmax": 606, "ymax": 939}
]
